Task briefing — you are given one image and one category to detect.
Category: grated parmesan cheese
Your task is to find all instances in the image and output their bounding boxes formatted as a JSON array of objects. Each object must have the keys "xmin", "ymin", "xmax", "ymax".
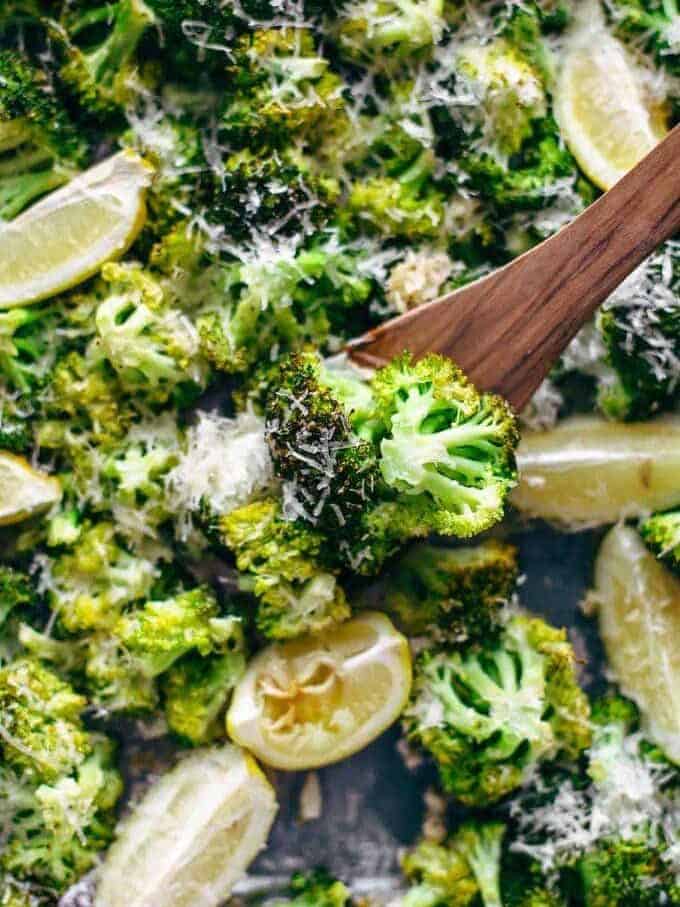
[{"xmin": 166, "ymin": 409, "xmax": 273, "ymax": 539}]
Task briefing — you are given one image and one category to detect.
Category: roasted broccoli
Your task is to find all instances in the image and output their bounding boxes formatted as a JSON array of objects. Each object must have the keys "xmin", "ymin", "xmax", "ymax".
[
  {"xmin": 597, "ymin": 242, "xmax": 680, "ymax": 420},
  {"xmin": 374, "ymin": 353, "xmax": 519, "ymax": 539},
  {"xmin": 403, "ymin": 615, "xmax": 591, "ymax": 805},
  {"xmin": 0, "ymin": 52, "xmax": 86, "ymax": 220},
  {"xmin": 220, "ymin": 498, "xmax": 350, "ymax": 640},
  {"xmin": 53, "ymin": 0, "xmax": 156, "ymax": 116},
  {"xmin": 375, "ymin": 540, "xmax": 519, "ymax": 642},
  {"xmin": 0, "ymin": 657, "xmax": 122, "ymax": 893},
  {"xmin": 273, "ymin": 869, "xmax": 354, "ymax": 906},
  {"xmin": 608, "ymin": 0, "xmax": 680, "ymax": 75},
  {"xmin": 509, "ymin": 694, "xmax": 680, "ymax": 907},
  {"xmin": 639, "ymin": 507, "xmax": 680, "ymax": 572}
]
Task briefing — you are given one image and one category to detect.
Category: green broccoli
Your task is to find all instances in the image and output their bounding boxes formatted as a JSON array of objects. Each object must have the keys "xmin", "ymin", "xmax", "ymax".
[
  {"xmin": 0, "ymin": 52, "xmax": 86, "ymax": 220},
  {"xmin": 597, "ymin": 242, "xmax": 680, "ymax": 420},
  {"xmin": 403, "ymin": 615, "xmax": 591, "ymax": 806},
  {"xmin": 399, "ymin": 837, "xmax": 479, "ymax": 907},
  {"xmin": 94, "ymin": 262, "xmax": 208, "ymax": 405},
  {"xmin": 608, "ymin": 0, "xmax": 680, "ymax": 75},
  {"xmin": 639, "ymin": 508, "xmax": 680, "ymax": 572},
  {"xmin": 0, "ymin": 567, "xmax": 31, "ymax": 630},
  {"xmin": 273, "ymin": 869, "xmax": 354, "ymax": 906},
  {"xmin": 220, "ymin": 29, "xmax": 347, "ymax": 152},
  {"xmin": 220, "ymin": 498, "xmax": 350, "ymax": 640},
  {"xmin": 265, "ymin": 351, "xmax": 380, "ymax": 533},
  {"xmin": 0, "ymin": 734, "xmax": 122, "ymax": 893},
  {"xmin": 376, "ymin": 540, "xmax": 519, "ymax": 642},
  {"xmin": 162, "ymin": 645, "xmax": 247, "ymax": 744},
  {"xmin": 113, "ymin": 586, "xmax": 240, "ymax": 678},
  {"xmin": 0, "ymin": 307, "xmax": 62, "ymax": 394},
  {"xmin": 45, "ymin": 522, "xmax": 158, "ymax": 632},
  {"xmin": 374, "ymin": 353, "xmax": 519, "ymax": 539},
  {"xmin": 0, "ymin": 657, "xmax": 91, "ymax": 784},
  {"xmin": 509, "ymin": 693, "xmax": 679, "ymax": 907},
  {"xmin": 53, "ymin": 0, "xmax": 156, "ymax": 116},
  {"xmin": 337, "ymin": 0, "xmax": 446, "ymax": 63}
]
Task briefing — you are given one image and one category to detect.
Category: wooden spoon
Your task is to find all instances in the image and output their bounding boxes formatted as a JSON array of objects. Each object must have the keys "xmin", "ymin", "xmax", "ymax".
[{"xmin": 345, "ymin": 125, "xmax": 680, "ymax": 412}]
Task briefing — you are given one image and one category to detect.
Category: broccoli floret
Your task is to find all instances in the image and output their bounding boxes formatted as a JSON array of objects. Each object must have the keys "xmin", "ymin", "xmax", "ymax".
[
  {"xmin": 39, "ymin": 348, "xmax": 135, "ymax": 453},
  {"xmin": 403, "ymin": 615, "xmax": 591, "ymax": 806},
  {"xmin": 53, "ymin": 0, "xmax": 156, "ymax": 116},
  {"xmin": 94, "ymin": 262, "xmax": 208, "ymax": 405},
  {"xmin": 0, "ymin": 657, "xmax": 90, "ymax": 784},
  {"xmin": 220, "ymin": 498, "xmax": 350, "ymax": 640},
  {"xmin": 457, "ymin": 39, "xmax": 548, "ymax": 159},
  {"xmin": 400, "ymin": 838, "xmax": 478, "ymax": 907},
  {"xmin": 113, "ymin": 587, "xmax": 239, "ymax": 678},
  {"xmin": 0, "ymin": 735, "xmax": 122, "ymax": 893},
  {"xmin": 0, "ymin": 567, "xmax": 31, "ymax": 629},
  {"xmin": 608, "ymin": 0, "xmax": 680, "ymax": 76},
  {"xmin": 639, "ymin": 508, "xmax": 680, "ymax": 573},
  {"xmin": 0, "ymin": 52, "xmax": 86, "ymax": 220},
  {"xmin": 0, "ymin": 399, "xmax": 32, "ymax": 454},
  {"xmin": 274, "ymin": 869, "xmax": 354, "ymax": 906},
  {"xmin": 205, "ymin": 149, "xmax": 339, "ymax": 244},
  {"xmin": 377, "ymin": 540, "xmax": 519, "ymax": 642},
  {"xmin": 597, "ymin": 243, "xmax": 680, "ymax": 420},
  {"xmin": 162, "ymin": 644, "xmax": 247, "ymax": 745},
  {"xmin": 46, "ymin": 522, "xmax": 158, "ymax": 632},
  {"xmin": 374, "ymin": 353, "xmax": 519, "ymax": 539},
  {"xmin": 337, "ymin": 0, "xmax": 446, "ymax": 63},
  {"xmin": 265, "ymin": 351, "xmax": 380, "ymax": 532},
  {"xmin": 0, "ymin": 306, "xmax": 63, "ymax": 394},
  {"xmin": 346, "ymin": 151, "xmax": 447, "ymax": 240},
  {"xmin": 221, "ymin": 30, "xmax": 347, "ymax": 152},
  {"xmin": 195, "ymin": 238, "xmax": 381, "ymax": 375},
  {"xmin": 508, "ymin": 692, "xmax": 679, "ymax": 907}
]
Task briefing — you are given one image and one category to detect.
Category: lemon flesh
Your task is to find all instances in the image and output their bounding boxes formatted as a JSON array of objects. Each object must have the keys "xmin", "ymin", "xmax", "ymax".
[
  {"xmin": 94, "ymin": 746, "xmax": 277, "ymax": 907},
  {"xmin": 0, "ymin": 452, "xmax": 61, "ymax": 526},
  {"xmin": 0, "ymin": 150, "xmax": 152, "ymax": 309},
  {"xmin": 590, "ymin": 525, "xmax": 680, "ymax": 764},
  {"xmin": 555, "ymin": 23, "xmax": 667, "ymax": 191},
  {"xmin": 227, "ymin": 612, "xmax": 412, "ymax": 770},
  {"xmin": 512, "ymin": 416, "xmax": 680, "ymax": 527}
]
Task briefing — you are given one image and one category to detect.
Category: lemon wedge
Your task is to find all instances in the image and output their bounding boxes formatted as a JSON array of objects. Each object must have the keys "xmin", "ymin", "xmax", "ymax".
[
  {"xmin": 95, "ymin": 746, "xmax": 278, "ymax": 907},
  {"xmin": 555, "ymin": 16, "xmax": 667, "ymax": 191},
  {"xmin": 589, "ymin": 525, "xmax": 680, "ymax": 764},
  {"xmin": 512, "ymin": 416, "xmax": 680, "ymax": 527},
  {"xmin": 0, "ymin": 150, "xmax": 152, "ymax": 309},
  {"xmin": 0, "ymin": 452, "xmax": 61, "ymax": 526},
  {"xmin": 227, "ymin": 612, "xmax": 412, "ymax": 770}
]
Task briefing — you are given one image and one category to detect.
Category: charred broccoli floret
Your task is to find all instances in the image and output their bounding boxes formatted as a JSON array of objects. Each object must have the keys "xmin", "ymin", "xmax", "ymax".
[
  {"xmin": 403, "ymin": 615, "xmax": 591, "ymax": 806},
  {"xmin": 608, "ymin": 0, "xmax": 680, "ymax": 76},
  {"xmin": 265, "ymin": 351, "xmax": 380, "ymax": 532},
  {"xmin": 0, "ymin": 567, "xmax": 32, "ymax": 630},
  {"xmin": 274, "ymin": 869, "xmax": 354, "ymax": 906},
  {"xmin": 337, "ymin": 0, "xmax": 446, "ymax": 63},
  {"xmin": 377, "ymin": 540, "xmax": 519, "ymax": 642}
]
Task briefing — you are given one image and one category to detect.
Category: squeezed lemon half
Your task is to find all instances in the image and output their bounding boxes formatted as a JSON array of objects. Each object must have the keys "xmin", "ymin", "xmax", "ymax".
[
  {"xmin": 0, "ymin": 150, "xmax": 152, "ymax": 309},
  {"xmin": 227, "ymin": 611, "xmax": 413, "ymax": 770}
]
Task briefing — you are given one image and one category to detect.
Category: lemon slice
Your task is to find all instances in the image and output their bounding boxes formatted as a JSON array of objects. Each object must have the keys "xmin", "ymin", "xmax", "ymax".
[
  {"xmin": 0, "ymin": 150, "xmax": 152, "ymax": 309},
  {"xmin": 0, "ymin": 452, "xmax": 61, "ymax": 526},
  {"xmin": 555, "ymin": 18, "xmax": 667, "ymax": 190},
  {"xmin": 227, "ymin": 612, "xmax": 412, "ymax": 770},
  {"xmin": 95, "ymin": 746, "xmax": 278, "ymax": 907},
  {"xmin": 590, "ymin": 525, "xmax": 680, "ymax": 764},
  {"xmin": 512, "ymin": 416, "xmax": 680, "ymax": 527}
]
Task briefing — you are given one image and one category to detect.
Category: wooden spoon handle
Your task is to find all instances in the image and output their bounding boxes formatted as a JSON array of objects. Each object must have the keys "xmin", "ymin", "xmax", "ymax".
[{"xmin": 346, "ymin": 125, "xmax": 680, "ymax": 411}]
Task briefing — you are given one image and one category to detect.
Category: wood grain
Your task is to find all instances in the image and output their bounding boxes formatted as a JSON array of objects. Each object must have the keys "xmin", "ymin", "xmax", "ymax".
[{"xmin": 346, "ymin": 124, "xmax": 680, "ymax": 411}]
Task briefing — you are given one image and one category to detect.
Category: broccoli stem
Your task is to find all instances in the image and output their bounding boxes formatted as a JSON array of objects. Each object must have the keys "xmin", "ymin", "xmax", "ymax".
[{"xmin": 77, "ymin": 0, "xmax": 154, "ymax": 88}]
